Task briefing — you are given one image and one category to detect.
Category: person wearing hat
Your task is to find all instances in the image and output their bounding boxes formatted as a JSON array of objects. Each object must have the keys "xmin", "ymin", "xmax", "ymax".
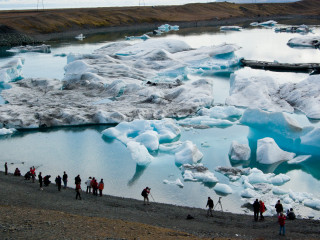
[{"xmin": 141, "ymin": 187, "xmax": 151, "ymax": 205}]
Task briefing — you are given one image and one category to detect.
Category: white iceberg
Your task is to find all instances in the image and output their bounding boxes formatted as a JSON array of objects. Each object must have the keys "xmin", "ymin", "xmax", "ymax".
[
  {"xmin": 163, "ymin": 178, "xmax": 184, "ymax": 188},
  {"xmin": 177, "ymin": 116, "xmax": 233, "ymax": 128},
  {"xmin": 256, "ymin": 137, "xmax": 296, "ymax": 164},
  {"xmin": 241, "ymin": 188, "xmax": 259, "ymax": 198},
  {"xmin": 0, "ymin": 58, "xmax": 24, "ymax": 83},
  {"xmin": 270, "ymin": 174, "xmax": 291, "ymax": 186},
  {"xmin": 228, "ymin": 141, "xmax": 251, "ymax": 161},
  {"xmin": 220, "ymin": 26, "xmax": 242, "ymax": 31},
  {"xmin": 181, "ymin": 164, "xmax": 218, "ymax": 183},
  {"xmin": 6, "ymin": 44, "xmax": 51, "ymax": 53},
  {"xmin": 287, "ymin": 155, "xmax": 311, "ymax": 164},
  {"xmin": 287, "ymin": 36, "xmax": 320, "ymax": 48},
  {"xmin": 0, "ymin": 128, "xmax": 16, "ymax": 135},
  {"xmin": 258, "ymin": 20, "xmax": 277, "ymax": 26},
  {"xmin": 272, "ymin": 187, "xmax": 289, "ymax": 195},
  {"xmin": 289, "ymin": 190, "xmax": 313, "ymax": 203},
  {"xmin": 75, "ymin": 34, "xmax": 85, "ymax": 40},
  {"xmin": 304, "ymin": 199, "xmax": 320, "ymax": 210},
  {"xmin": 125, "ymin": 34, "xmax": 150, "ymax": 41},
  {"xmin": 175, "ymin": 141, "xmax": 203, "ymax": 165},
  {"xmin": 247, "ymin": 168, "xmax": 272, "ymax": 184},
  {"xmin": 300, "ymin": 128, "xmax": 320, "ymax": 148},
  {"xmin": 214, "ymin": 183, "xmax": 233, "ymax": 195},
  {"xmin": 198, "ymin": 105, "xmax": 243, "ymax": 119},
  {"xmin": 127, "ymin": 141, "xmax": 153, "ymax": 166}
]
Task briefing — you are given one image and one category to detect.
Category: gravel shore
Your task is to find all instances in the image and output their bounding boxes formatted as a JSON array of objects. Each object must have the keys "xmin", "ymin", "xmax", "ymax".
[{"xmin": 0, "ymin": 172, "xmax": 319, "ymax": 240}]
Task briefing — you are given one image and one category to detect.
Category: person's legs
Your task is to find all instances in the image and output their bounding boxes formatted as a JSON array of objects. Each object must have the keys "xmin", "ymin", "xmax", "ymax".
[
  {"xmin": 99, "ymin": 189, "xmax": 102, "ymax": 196},
  {"xmin": 283, "ymin": 225, "xmax": 285, "ymax": 235},
  {"xmin": 86, "ymin": 186, "xmax": 89, "ymax": 194}
]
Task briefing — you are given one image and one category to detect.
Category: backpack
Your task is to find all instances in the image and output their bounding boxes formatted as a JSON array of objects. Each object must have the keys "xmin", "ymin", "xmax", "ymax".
[{"xmin": 141, "ymin": 189, "xmax": 147, "ymax": 197}]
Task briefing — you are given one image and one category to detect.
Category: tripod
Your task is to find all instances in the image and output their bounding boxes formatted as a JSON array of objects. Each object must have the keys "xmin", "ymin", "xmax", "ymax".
[{"xmin": 214, "ymin": 197, "xmax": 223, "ymax": 211}]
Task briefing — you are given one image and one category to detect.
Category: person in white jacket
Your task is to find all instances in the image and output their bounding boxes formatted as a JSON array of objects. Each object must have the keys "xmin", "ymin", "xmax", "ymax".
[{"xmin": 85, "ymin": 176, "xmax": 92, "ymax": 194}]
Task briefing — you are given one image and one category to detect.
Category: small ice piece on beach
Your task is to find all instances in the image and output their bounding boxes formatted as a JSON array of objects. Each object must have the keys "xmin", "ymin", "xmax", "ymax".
[
  {"xmin": 288, "ymin": 155, "xmax": 312, "ymax": 164},
  {"xmin": 287, "ymin": 36, "xmax": 320, "ymax": 48},
  {"xmin": 175, "ymin": 141, "xmax": 203, "ymax": 165},
  {"xmin": 272, "ymin": 186, "xmax": 289, "ymax": 195},
  {"xmin": 228, "ymin": 141, "xmax": 251, "ymax": 161},
  {"xmin": 0, "ymin": 58, "xmax": 24, "ymax": 83},
  {"xmin": 126, "ymin": 141, "xmax": 153, "ymax": 166},
  {"xmin": 256, "ymin": 137, "xmax": 296, "ymax": 164},
  {"xmin": 0, "ymin": 128, "xmax": 16, "ymax": 135},
  {"xmin": 304, "ymin": 199, "xmax": 320, "ymax": 210},
  {"xmin": 181, "ymin": 164, "xmax": 218, "ymax": 183},
  {"xmin": 220, "ymin": 26, "xmax": 242, "ymax": 31},
  {"xmin": 163, "ymin": 178, "xmax": 184, "ymax": 188},
  {"xmin": 270, "ymin": 174, "xmax": 290, "ymax": 186},
  {"xmin": 214, "ymin": 183, "xmax": 233, "ymax": 195}
]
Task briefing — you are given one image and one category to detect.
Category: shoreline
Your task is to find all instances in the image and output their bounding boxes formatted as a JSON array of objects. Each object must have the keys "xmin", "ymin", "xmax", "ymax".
[
  {"xmin": 0, "ymin": 172, "xmax": 319, "ymax": 239},
  {"xmin": 0, "ymin": 0, "xmax": 320, "ymax": 45}
]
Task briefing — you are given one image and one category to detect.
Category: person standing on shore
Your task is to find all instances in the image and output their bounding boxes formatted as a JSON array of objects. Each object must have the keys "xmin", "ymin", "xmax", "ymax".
[
  {"xmin": 55, "ymin": 175, "xmax": 62, "ymax": 191},
  {"xmin": 30, "ymin": 166, "xmax": 36, "ymax": 183},
  {"xmin": 275, "ymin": 200, "xmax": 283, "ymax": 217},
  {"xmin": 253, "ymin": 199, "xmax": 260, "ymax": 221},
  {"xmin": 75, "ymin": 174, "xmax": 81, "ymax": 185},
  {"xmin": 98, "ymin": 179, "xmax": 104, "ymax": 197},
  {"xmin": 85, "ymin": 177, "xmax": 92, "ymax": 194},
  {"xmin": 141, "ymin": 187, "xmax": 150, "ymax": 205},
  {"xmin": 259, "ymin": 200, "xmax": 266, "ymax": 220},
  {"xmin": 75, "ymin": 182, "xmax": 82, "ymax": 200},
  {"xmin": 92, "ymin": 178, "xmax": 98, "ymax": 196},
  {"xmin": 4, "ymin": 162, "xmax": 8, "ymax": 175},
  {"xmin": 63, "ymin": 171, "xmax": 68, "ymax": 189},
  {"xmin": 278, "ymin": 212, "xmax": 286, "ymax": 236},
  {"xmin": 206, "ymin": 197, "xmax": 214, "ymax": 217},
  {"xmin": 38, "ymin": 172, "xmax": 43, "ymax": 190}
]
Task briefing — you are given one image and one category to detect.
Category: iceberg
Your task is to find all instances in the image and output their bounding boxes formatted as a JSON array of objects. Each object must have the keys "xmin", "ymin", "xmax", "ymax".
[
  {"xmin": 300, "ymin": 128, "xmax": 320, "ymax": 148},
  {"xmin": 228, "ymin": 141, "xmax": 251, "ymax": 161},
  {"xmin": 177, "ymin": 116, "xmax": 233, "ymax": 128},
  {"xmin": 0, "ymin": 128, "xmax": 16, "ymax": 135},
  {"xmin": 256, "ymin": 137, "xmax": 296, "ymax": 164},
  {"xmin": 127, "ymin": 141, "xmax": 153, "ymax": 166},
  {"xmin": 241, "ymin": 188, "xmax": 259, "ymax": 198},
  {"xmin": 198, "ymin": 106, "xmax": 243, "ymax": 120},
  {"xmin": 163, "ymin": 178, "xmax": 184, "ymax": 188},
  {"xmin": 6, "ymin": 44, "xmax": 51, "ymax": 53},
  {"xmin": 304, "ymin": 199, "xmax": 320, "ymax": 210},
  {"xmin": 214, "ymin": 183, "xmax": 233, "ymax": 195},
  {"xmin": 125, "ymin": 34, "xmax": 150, "ymax": 41},
  {"xmin": 258, "ymin": 20, "xmax": 277, "ymax": 26},
  {"xmin": 287, "ymin": 155, "xmax": 311, "ymax": 164},
  {"xmin": 247, "ymin": 168, "xmax": 272, "ymax": 184},
  {"xmin": 175, "ymin": 141, "xmax": 203, "ymax": 165},
  {"xmin": 272, "ymin": 186, "xmax": 289, "ymax": 195},
  {"xmin": 270, "ymin": 174, "xmax": 290, "ymax": 186},
  {"xmin": 220, "ymin": 26, "xmax": 242, "ymax": 31},
  {"xmin": 182, "ymin": 164, "xmax": 218, "ymax": 183},
  {"xmin": 0, "ymin": 58, "xmax": 24, "ymax": 83},
  {"xmin": 287, "ymin": 36, "xmax": 320, "ymax": 48},
  {"xmin": 75, "ymin": 34, "xmax": 85, "ymax": 40},
  {"xmin": 289, "ymin": 190, "xmax": 313, "ymax": 203}
]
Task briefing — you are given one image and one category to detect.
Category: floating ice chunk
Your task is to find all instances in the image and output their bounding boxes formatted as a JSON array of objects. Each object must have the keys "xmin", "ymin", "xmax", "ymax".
[
  {"xmin": 288, "ymin": 155, "xmax": 312, "ymax": 164},
  {"xmin": 127, "ymin": 141, "xmax": 153, "ymax": 166},
  {"xmin": 75, "ymin": 34, "xmax": 85, "ymax": 40},
  {"xmin": 247, "ymin": 168, "xmax": 272, "ymax": 184},
  {"xmin": 6, "ymin": 44, "xmax": 51, "ymax": 53},
  {"xmin": 177, "ymin": 116, "xmax": 233, "ymax": 128},
  {"xmin": 273, "ymin": 186, "xmax": 289, "ymax": 195},
  {"xmin": 228, "ymin": 141, "xmax": 251, "ymax": 161},
  {"xmin": 257, "ymin": 137, "xmax": 296, "ymax": 164},
  {"xmin": 300, "ymin": 128, "xmax": 320, "ymax": 148},
  {"xmin": 304, "ymin": 199, "xmax": 320, "ymax": 210},
  {"xmin": 0, "ymin": 58, "xmax": 24, "ymax": 83},
  {"xmin": 63, "ymin": 60, "xmax": 97, "ymax": 82},
  {"xmin": 198, "ymin": 106, "xmax": 243, "ymax": 120},
  {"xmin": 270, "ymin": 174, "xmax": 290, "ymax": 186},
  {"xmin": 181, "ymin": 164, "xmax": 218, "ymax": 183},
  {"xmin": 175, "ymin": 141, "xmax": 203, "ymax": 165},
  {"xmin": 287, "ymin": 36, "xmax": 320, "ymax": 48},
  {"xmin": 125, "ymin": 34, "xmax": 150, "ymax": 41},
  {"xmin": 280, "ymin": 75, "xmax": 320, "ymax": 119},
  {"xmin": 93, "ymin": 111, "xmax": 126, "ymax": 124},
  {"xmin": 220, "ymin": 26, "xmax": 242, "ymax": 31},
  {"xmin": 214, "ymin": 183, "xmax": 233, "ymax": 195},
  {"xmin": 258, "ymin": 20, "xmax": 277, "ymax": 26},
  {"xmin": 243, "ymin": 180, "xmax": 254, "ymax": 189},
  {"xmin": 289, "ymin": 190, "xmax": 313, "ymax": 203},
  {"xmin": 240, "ymin": 108, "xmax": 303, "ymax": 138},
  {"xmin": 163, "ymin": 178, "xmax": 184, "ymax": 188},
  {"xmin": 134, "ymin": 130, "xmax": 159, "ymax": 151},
  {"xmin": 226, "ymin": 74, "xmax": 293, "ymax": 113},
  {"xmin": 241, "ymin": 188, "xmax": 259, "ymax": 198},
  {"xmin": 157, "ymin": 24, "xmax": 179, "ymax": 32},
  {"xmin": 250, "ymin": 22, "xmax": 259, "ymax": 26},
  {"xmin": 0, "ymin": 128, "xmax": 16, "ymax": 135}
]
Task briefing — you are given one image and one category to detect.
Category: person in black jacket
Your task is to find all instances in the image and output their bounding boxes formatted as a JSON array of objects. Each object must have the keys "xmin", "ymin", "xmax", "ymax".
[
  {"xmin": 38, "ymin": 172, "xmax": 43, "ymax": 190},
  {"xmin": 62, "ymin": 171, "xmax": 68, "ymax": 189},
  {"xmin": 55, "ymin": 175, "xmax": 62, "ymax": 191},
  {"xmin": 253, "ymin": 199, "xmax": 260, "ymax": 221},
  {"xmin": 206, "ymin": 197, "xmax": 214, "ymax": 217},
  {"xmin": 275, "ymin": 200, "xmax": 283, "ymax": 216}
]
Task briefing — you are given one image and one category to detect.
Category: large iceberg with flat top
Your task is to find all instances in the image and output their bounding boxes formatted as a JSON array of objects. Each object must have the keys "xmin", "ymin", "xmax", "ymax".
[{"xmin": 256, "ymin": 137, "xmax": 296, "ymax": 164}]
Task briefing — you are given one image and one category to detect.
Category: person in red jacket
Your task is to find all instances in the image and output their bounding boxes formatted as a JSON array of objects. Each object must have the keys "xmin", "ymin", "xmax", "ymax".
[
  {"xmin": 259, "ymin": 200, "xmax": 266, "ymax": 220},
  {"xmin": 98, "ymin": 179, "xmax": 104, "ymax": 197},
  {"xmin": 278, "ymin": 212, "xmax": 286, "ymax": 236},
  {"xmin": 141, "ymin": 187, "xmax": 150, "ymax": 205},
  {"xmin": 75, "ymin": 183, "xmax": 82, "ymax": 200}
]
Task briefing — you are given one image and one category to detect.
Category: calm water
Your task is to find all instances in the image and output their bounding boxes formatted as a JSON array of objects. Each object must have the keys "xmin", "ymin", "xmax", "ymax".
[{"xmin": 1, "ymin": 23, "xmax": 320, "ymax": 217}]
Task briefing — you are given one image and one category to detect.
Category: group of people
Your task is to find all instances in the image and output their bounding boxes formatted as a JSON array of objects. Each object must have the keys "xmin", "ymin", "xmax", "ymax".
[
  {"xmin": 253, "ymin": 199, "xmax": 296, "ymax": 236},
  {"xmin": 84, "ymin": 176, "xmax": 105, "ymax": 197}
]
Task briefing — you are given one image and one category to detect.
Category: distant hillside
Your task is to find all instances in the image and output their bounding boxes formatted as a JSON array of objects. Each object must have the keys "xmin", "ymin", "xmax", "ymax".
[{"xmin": 0, "ymin": 0, "xmax": 319, "ymax": 44}]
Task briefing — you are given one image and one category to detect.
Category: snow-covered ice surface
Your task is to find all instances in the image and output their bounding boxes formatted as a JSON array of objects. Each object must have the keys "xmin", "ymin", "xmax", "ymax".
[
  {"xmin": 0, "ymin": 39, "xmax": 240, "ymax": 129},
  {"xmin": 0, "ymin": 58, "xmax": 24, "ymax": 83}
]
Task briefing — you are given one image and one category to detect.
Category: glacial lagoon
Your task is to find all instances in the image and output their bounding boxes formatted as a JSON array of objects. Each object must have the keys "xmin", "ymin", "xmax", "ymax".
[{"xmin": 0, "ymin": 23, "xmax": 320, "ymax": 218}]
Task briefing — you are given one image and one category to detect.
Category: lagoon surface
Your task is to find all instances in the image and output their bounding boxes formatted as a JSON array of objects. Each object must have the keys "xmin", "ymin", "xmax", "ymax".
[{"xmin": 1, "ymin": 23, "xmax": 320, "ymax": 218}]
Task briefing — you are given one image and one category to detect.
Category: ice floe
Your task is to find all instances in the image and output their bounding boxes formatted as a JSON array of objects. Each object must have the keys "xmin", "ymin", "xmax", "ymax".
[
  {"xmin": 287, "ymin": 155, "xmax": 311, "ymax": 164},
  {"xmin": 256, "ymin": 137, "xmax": 296, "ymax": 164},
  {"xmin": 0, "ymin": 58, "xmax": 24, "ymax": 83},
  {"xmin": 6, "ymin": 44, "xmax": 51, "ymax": 53},
  {"xmin": 228, "ymin": 141, "xmax": 251, "ymax": 161},
  {"xmin": 220, "ymin": 26, "xmax": 242, "ymax": 31},
  {"xmin": 0, "ymin": 128, "xmax": 16, "ymax": 135},
  {"xmin": 181, "ymin": 164, "xmax": 218, "ymax": 183},
  {"xmin": 127, "ymin": 141, "xmax": 153, "ymax": 166},
  {"xmin": 163, "ymin": 178, "xmax": 184, "ymax": 188},
  {"xmin": 214, "ymin": 183, "xmax": 233, "ymax": 195},
  {"xmin": 175, "ymin": 141, "xmax": 203, "ymax": 165},
  {"xmin": 287, "ymin": 36, "xmax": 320, "ymax": 48}
]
